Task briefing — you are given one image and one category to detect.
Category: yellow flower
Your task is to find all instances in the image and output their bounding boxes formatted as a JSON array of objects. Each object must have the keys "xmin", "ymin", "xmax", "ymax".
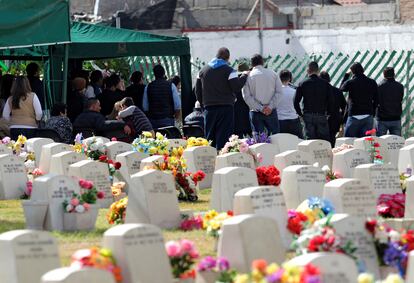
[
  {"xmin": 149, "ymin": 147, "xmax": 158, "ymax": 154},
  {"xmin": 266, "ymin": 263, "xmax": 280, "ymax": 275},
  {"xmin": 282, "ymin": 263, "xmax": 301, "ymax": 282},
  {"xmin": 72, "ymin": 144, "xmax": 83, "ymax": 153},
  {"xmin": 17, "ymin": 135, "xmax": 27, "ymax": 144},
  {"xmin": 142, "ymin": 131, "xmax": 152, "ymax": 138},
  {"xmin": 384, "ymin": 274, "xmax": 404, "ymax": 283},
  {"xmin": 358, "ymin": 273, "xmax": 374, "ymax": 283},
  {"xmin": 234, "ymin": 274, "xmax": 249, "ymax": 283},
  {"xmin": 156, "ymin": 132, "xmax": 164, "ymax": 140},
  {"xmin": 251, "ymin": 269, "xmax": 263, "ymax": 282}
]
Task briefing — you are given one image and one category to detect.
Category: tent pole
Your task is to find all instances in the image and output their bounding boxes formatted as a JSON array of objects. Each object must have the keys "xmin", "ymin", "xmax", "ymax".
[
  {"xmin": 62, "ymin": 44, "xmax": 69, "ymax": 103},
  {"xmin": 179, "ymin": 54, "xmax": 194, "ymax": 120}
]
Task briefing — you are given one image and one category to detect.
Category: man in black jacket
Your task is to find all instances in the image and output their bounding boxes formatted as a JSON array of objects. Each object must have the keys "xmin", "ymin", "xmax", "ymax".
[
  {"xmin": 294, "ymin": 62, "xmax": 333, "ymax": 141},
  {"xmin": 341, "ymin": 62, "xmax": 378, "ymax": 138},
  {"xmin": 26, "ymin": 63, "xmax": 45, "ymax": 110},
  {"xmin": 320, "ymin": 71, "xmax": 347, "ymax": 146},
  {"xmin": 376, "ymin": 67, "xmax": 404, "ymax": 136},
  {"xmin": 74, "ymin": 98, "xmax": 128, "ymax": 135},
  {"xmin": 195, "ymin": 47, "xmax": 248, "ymax": 149}
]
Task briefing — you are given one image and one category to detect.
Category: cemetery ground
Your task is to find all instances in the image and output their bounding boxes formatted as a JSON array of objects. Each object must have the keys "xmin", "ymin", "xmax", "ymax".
[{"xmin": 0, "ymin": 189, "xmax": 213, "ymax": 265}]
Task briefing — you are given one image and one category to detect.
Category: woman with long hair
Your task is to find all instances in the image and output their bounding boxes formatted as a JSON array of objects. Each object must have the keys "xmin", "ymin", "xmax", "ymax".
[{"xmin": 2, "ymin": 76, "xmax": 43, "ymax": 138}]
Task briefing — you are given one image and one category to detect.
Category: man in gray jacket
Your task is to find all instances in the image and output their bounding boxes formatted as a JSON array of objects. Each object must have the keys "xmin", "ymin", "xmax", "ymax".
[{"xmin": 195, "ymin": 47, "xmax": 248, "ymax": 149}]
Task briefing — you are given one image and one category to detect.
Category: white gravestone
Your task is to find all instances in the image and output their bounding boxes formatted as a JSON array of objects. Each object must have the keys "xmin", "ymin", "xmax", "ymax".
[
  {"xmin": 105, "ymin": 141, "xmax": 133, "ymax": 160},
  {"xmin": 210, "ymin": 167, "xmax": 258, "ymax": 212},
  {"xmin": 218, "ymin": 215, "xmax": 286, "ymax": 273},
  {"xmin": 39, "ymin": 143, "xmax": 72, "ymax": 173},
  {"xmin": 167, "ymin": 139, "xmax": 187, "ymax": 150},
  {"xmin": 354, "ymin": 164, "xmax": 401, "ymax": 197},
  {"xmin": 233, "ymin": 186, "xmax": 292, "ymax": 248},
  {"xmin": 0, "ymin": 154, "xmax": 28, "ymax": 200},
  {"xmin": 248, "ymin": 143, "xmax": 280, "ymax": 166},
  {"xmin": 354, "ymin": 136, "xmax": 386, "ymax": 158},
  {"xmin": 274, "ymin": 150, "xmax": 313, "ymax": 172},
  {"xmin": 103, "ymin": 224, "xmax": 173, "ymax": 283},
  {"xmin": 0, "ymin": 230, "xmax": 60, "ymax": 283},
  {"xmin": 31, "ymin": 174, "xmax": 81, "ymax": 231},
  {"xmin": 404, "ymin": 176, "xmax": 414, "ymax": 218},
  {"xmin": 335, "ymin": 137, "xmax": 355, "ymax": 148},
  {"xmin": 42, "ymin": 268, "xmax": 115, "ymax": 283},
  {"xmin": 324, "ymin": 214, "xmax": 380, "ymax": 278},
  {"xmin": 49, "ymin": 151, "xmax": 85, "ymax": 176},
  {"xmin": 379, "ymin": 135, "xmax": 405, "ymax": 167},
  {"xmin": 332, "ymin": 148, "xmax": 371, "ymax": 178},
  {"xmin": 183, "ymin": 146, "xmax": 217, "ymax": 189},
  {"xmin": 215, "ymin": 152, "xmax": 255, "ymax": 171},
  {"xmin": 405, "ymin": 250, "xmax": 414, "ymax": 282},
  {"xmin": 116, "ymin": 151, "xmax": 148, "ymax": 187},
  {"xmin": 83, "ymin": 136, "xmax": 110, "ymax": 145},
  {"xmin": 298, "ymin": 139, "xmax": 333, "ymax": 167},
  {"xmin": 0, "ymin": 143, "xmax": 13, "ymax": 156},
  {"xmin": 323, "ymin": 178, "xmax": 377, "ymax": 218},
  {"xmin": 280, "ymin": 165, "xmax": 326, "ymax": 209},
  {"xmin": 68, "ymin": 160, "xmax": 112, "ymax": 208},
  {"xmin": 139, "ymin": 155, "xmax": 165, "ymax": 171},
  {"xmin": 398, "ymin": 144, "xmax": 414, "ymax": 174},
  {"xmin": 126, "ymin": 169, "xmax": 181, "ymax": 229},
  {"xmin": 405, "ymin": 137, "xmax": 414, "ymax": 147},
  {"xmin": 270, "ymin": 133, "xmax": 298, "ymax": 152},
  {"xmin": 288, "ymin": 252, "xmax": 358, "ymax": 283},
  {"xmin": 26, "ymin": 138, "xmax": 54, "ymax": 167}
]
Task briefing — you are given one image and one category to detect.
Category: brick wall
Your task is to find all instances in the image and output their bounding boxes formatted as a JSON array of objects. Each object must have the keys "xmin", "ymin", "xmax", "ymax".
[{"xmin": 400, "ymin": 0, "xmax": 414, "ymax": 22}]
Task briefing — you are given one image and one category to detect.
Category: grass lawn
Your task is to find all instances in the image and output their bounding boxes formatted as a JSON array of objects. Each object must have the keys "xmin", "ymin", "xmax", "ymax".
[{"xmin": 0, "ymin": 189, "xmax": 215, "ymax": 266}]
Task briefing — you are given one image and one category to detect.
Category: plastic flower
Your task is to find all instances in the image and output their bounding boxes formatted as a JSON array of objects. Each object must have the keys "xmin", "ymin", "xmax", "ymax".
[
  {"xmin": 165, "ymin": 241, "xmax": 182, "ymax": 257},
  {"xmin": 75, "ymin": 205, "xmax": 85, "ymax": 213},
  {"xmin": 79, "ymin": 179, "xmax": 94, "ymax": 190},
  {"xmin": 70, "ymin": 198, "xmax": 80, "ymax": 206},
  {"xmin": 358, "ymin": 273, "xmax": 375, "ymax": 283},
  {"xmin": 83, "ymin": 203, "xmax": 90, "ymax": 211},
  {"xmin": 383, "ymin": 274, "xmax": 404, "ymax": 283},
  {"xmin": 74, "ymin": 133, "xmax": 83, "ymax": 144}
]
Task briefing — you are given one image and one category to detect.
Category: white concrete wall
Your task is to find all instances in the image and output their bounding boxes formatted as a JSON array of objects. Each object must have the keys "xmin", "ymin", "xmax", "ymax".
[{"xmin": 186, "ymin": 25, "xmax": 414, "ymax": 64}]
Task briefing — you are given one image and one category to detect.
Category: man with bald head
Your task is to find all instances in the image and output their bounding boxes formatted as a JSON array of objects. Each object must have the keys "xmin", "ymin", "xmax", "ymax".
[{"xmin": 195, "ymin": 47, "xmax": 249, "ymax": 149}]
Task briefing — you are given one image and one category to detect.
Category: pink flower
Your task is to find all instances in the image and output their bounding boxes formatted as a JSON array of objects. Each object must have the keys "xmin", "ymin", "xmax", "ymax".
[
  {"xmin": 111, "ymin": 137, "xmax": 117, "ymax": 141},
  {"xmin": 180, "ymin": 239, "xmax": 195, "ymax": 253},
  {"xmin": 2, "ymin": 137, "xmax": 10, "ymax": 144},
  {"xmin": 79, "ymin": 179, "xmax": 94, "ymax": 190},
  {"xmin": 165, "ymin": 241, "xmax": 182, "ymax": 257},
  {"xmin": 189, "ymin": 249, "xmax": 199, "ymax": 259},
  {"xmin": 256, "ymin": 153, "xmax": 263, "ymax": 163},
  {"xmin": 26, "ymin": 181, "xmax": 33, "ymax": 196},
  {"xmin": 83, "ymin": 203, "xmax": 90, "ymax": 211},
  {"xmin": 70, "ymin": 198, "xmax": 80, "ymax": 206},
  {"xmin": 239, "ymin": 142, "xmax": 249, "ymax": 153}
]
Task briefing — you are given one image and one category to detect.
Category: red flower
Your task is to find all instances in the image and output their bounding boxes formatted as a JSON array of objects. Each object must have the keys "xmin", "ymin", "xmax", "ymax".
[
  {"xmin": 99, "ymin": 155, "xmax": 107, "ymax": 162},
  {"xmin": 192, "ymin": 170, "xmax": 206, "ymax": 184},
  {"xmin": 365, "ymin": 137, "xmax": 374, "ymax": 142},
  {"xmin": 365, "ymin": 129, "xmax": 376, "ymax": 136},
  {"xmin": 252, "ymin": 259, "xmax": 267, "ymax": 273},
  {"xmin": 373, "ymin": 142, "xmax": 380, "ymax": 148},
  {"xmin": 79, "ymin": 179, "xmax": 94, "ymax": 189},
  {"xmin": 114, "ymin": 162, "xmax": 122, "ymax": 170},
  {"xmin": 308, "ymin": 235, "xmax": 325, "ymax": 252},
  {"xmin": 365, "ymin": 219, "xmax": 377, "ymax": 234},
  {"xmin": 97, "ymin": 191, "xmax": 105, "ymax": 199},
  {"xmin": 111, "ymin": 137, "xmax": 117, "ymax": 141},
  {"xmin": 107, "ymin": 159, "xmax": 114, "ymax": 165},
  {"xmin": 227, "ymin": 210, "xmax": 234, "ymax": 216},
  {"xmin": 256, "ymin": 165, "xmax": 281, "ymax": 186},
  {"xmin": 375, "ymin": 155, "xmax": 383, "ymax": 160}
]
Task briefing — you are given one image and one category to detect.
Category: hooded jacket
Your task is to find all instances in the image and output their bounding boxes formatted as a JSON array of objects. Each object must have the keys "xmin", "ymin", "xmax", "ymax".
[{"xmin": 195, "ymin": 58, "xmax": 248, "ymax": 107}]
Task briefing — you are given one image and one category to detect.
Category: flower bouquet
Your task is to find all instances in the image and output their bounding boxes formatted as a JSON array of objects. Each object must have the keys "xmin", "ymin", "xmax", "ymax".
[
  {"xmin": 377, "ymin": 193, "xmax": 405, "ymax": 219},
  {"xmin": 107, "ymin": 197, "xmax": 128, "ymax": 225},
  {"xmin": 111, "ymin": 181, "xmax": 127, "ymax": 201},
  {"xmin": 83, "ymin": 136, "xmax": 106, "ymax": 160},
  {"xmin": 71, "ymin": 247, "xmax": 122, "ymax": 283},
  {"xmin": 196, "ymin": 256, "xmax": 235, "ymax": 283},
  {"xmin": 132, "ymin": 131, "xmax": 170, "ymax": 155},
  {"xmin": 186, "ymin": 137, "xmax": 211, "ymax": 148},
  {"xmin": 220, "ymin": 135, "xmax": 263, "ymax": 165},
  {"xmin": 233, "ymin": 259, "xmax": 321, "ymax": 283},
  {"xmin": 366, "ymin": 219, "xmax": 414, "ymax": 277},
  {"xmin": 245, "ymin": 132, "xmax": 271, "ymax": 146},
  {"xmin": 321, "ymin": 165, "xmax": 342, "ymax": 182},
  {"xmin": 256, "ymin": 165, "xmax": 281, "ymax": 186},
  {"xmin": 73, "ymin": 133, "xmax": 84, "ymax": 154},
  {"xmin": 202, "ymin": 210, "xmax": 234, "ymax": 238},
  {"xmin": 180, "ymin": 215, "xmax": 203, "ymax": 231},
  {"xmin": 98, "ymin": 155, "xmax": 122, "ymax": 179},
  {"xmin": 365, "ymin": 129, "xmax": 383, "ymax": 164},
  {"xmin": 165, "ymin": 239, "xmax": 199, "ymax": 280},
  {"xmin": 20, "ymin": 181, "xmax": 33, "ymax": 200},
  {"xmin": 151, "ymin": 155, "xmax": 205, "ymax": 202}
]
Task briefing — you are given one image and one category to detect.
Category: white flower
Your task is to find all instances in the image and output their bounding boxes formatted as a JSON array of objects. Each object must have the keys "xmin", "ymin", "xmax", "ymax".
[
  {"xmin": 389, "ymin": 230, "xmax": 401, "ymax": 242},
  {"xmin": 75, "ymin": 205, "xmax": 85, "ymax": 213},
  {"xmin": 321, "ymin": 165, "xmax": 330, "ymax": 173},
  {"xmin": 65, "ymin": 204, "xmax": 74, "ymax": 212},
  {"xmin": 313, "ymin": 162, "xmax": 320, "ymax": 168}
]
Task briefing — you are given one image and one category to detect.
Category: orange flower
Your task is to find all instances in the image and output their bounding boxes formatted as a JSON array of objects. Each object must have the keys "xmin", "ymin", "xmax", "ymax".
[{"xmin": 252, "ymin": 259, "xmax": 267, "ymax": 273}]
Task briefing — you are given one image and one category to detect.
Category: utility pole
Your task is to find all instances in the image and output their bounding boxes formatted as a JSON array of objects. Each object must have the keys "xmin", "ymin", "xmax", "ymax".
[{"xmin": 259, "ymin": 0, "xmax": 264, "ymax": 55}]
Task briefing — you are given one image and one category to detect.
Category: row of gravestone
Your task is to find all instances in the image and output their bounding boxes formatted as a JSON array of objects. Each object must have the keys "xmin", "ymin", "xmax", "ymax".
[{"xmin": 6, "ymin": 217, "xmax": 414, "ymax": 283}]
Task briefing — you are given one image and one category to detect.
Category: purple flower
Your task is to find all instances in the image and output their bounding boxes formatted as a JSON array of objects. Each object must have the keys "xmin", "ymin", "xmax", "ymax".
[
  {"xmin": 305, "ymin": 275, "xmax": 322, "ymax": 283},
  {"xmin": 217, "ymin": 257, "xmax": 230, "ymax": 271},
  {"xmin": 383, "ymin": 242, "xmax": 408, "ymax": 276},
  {"xmin": 197, "ymin": 256, "xmax": 216, "ymax": 272},
  {"xmin": 266, "ymin": 269, "xmax": 283, "ymax": 283}
]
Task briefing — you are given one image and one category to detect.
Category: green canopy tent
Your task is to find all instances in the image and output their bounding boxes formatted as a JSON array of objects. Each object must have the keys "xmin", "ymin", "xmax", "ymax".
[{"xmin": 0, "ymin": 21, "xmax": 193, "ymax": 118}]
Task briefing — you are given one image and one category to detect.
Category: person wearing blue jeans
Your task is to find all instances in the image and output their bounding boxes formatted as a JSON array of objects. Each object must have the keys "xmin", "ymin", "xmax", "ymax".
[
  {"xmin": 242, "ymin": 54, "xmax": 283, "ymax": 137},
  {"xmin": 375, "ymin": 67, "xmax": 404, "ymax": 137},
  {"xmin": 340, "ymin": 62, "xmax": 378, "ymax": 138}
]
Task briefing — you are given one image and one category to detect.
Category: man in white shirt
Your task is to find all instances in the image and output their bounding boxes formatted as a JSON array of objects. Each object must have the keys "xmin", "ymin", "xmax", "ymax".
[
  {"xmin": 242, "ymin": 54, "xmax": 283, "ymax": 136},
  {"xmin": 277, "ymin": 70, "xmax": 304, "ymax": 138}
]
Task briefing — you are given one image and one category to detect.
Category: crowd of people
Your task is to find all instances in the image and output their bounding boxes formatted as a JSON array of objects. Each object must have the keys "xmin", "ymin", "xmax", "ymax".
[
  {"xmin": 0, "ymin": 49, "xmax": 405, "ymax": 148},
  {"xmin": 193, "ymin": 47, "xmax": 404, "ymax": 148}
]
